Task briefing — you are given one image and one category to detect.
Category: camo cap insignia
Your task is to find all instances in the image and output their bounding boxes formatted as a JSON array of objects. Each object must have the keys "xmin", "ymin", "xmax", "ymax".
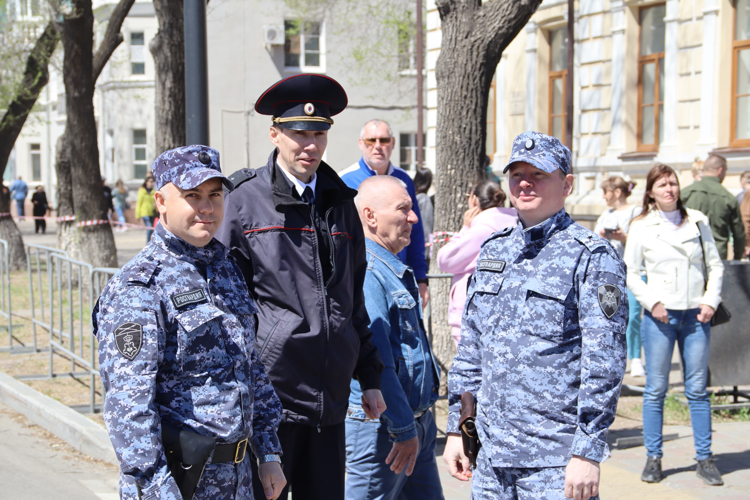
[{"xmin": 503, "ymin": 131, "xmax": 572, "ymax": 175}]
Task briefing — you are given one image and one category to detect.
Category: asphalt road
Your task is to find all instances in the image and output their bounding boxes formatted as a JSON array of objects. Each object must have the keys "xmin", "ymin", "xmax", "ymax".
[{"xmin": 0, "ymin": 402, "xmax": 119, "ymax": 500}]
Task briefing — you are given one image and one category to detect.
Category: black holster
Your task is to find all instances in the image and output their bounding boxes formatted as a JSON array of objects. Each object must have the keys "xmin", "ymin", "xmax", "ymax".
[
  {"xmin": 162, "ymin": 422, "xmax": 215, "ymax": 500},
  {"xmin": 459, "ymin": 391, "xmax": 481, "ymax": 468}
]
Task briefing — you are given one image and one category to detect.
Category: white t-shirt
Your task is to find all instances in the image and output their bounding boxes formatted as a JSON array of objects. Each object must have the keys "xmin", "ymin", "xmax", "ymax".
[{"xmin": 594, "ymin": 205, "xmax": 642, "ymax": 257}]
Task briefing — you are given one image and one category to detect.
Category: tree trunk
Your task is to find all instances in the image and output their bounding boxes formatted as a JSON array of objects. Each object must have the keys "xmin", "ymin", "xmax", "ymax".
[
  {"xmin": 0, "ymin": 22, "xmax": 59, "ymax": 270},
  {"xmin": 430, "ymin": 0, "xmax": 542, "ymax": 389},
  {"xmin": 54, "ymin": 0, "xmax": 135, "ymax": 268},
  {"xmin": 151, "ymin": 0, "xmax": 186, "ymax": 153}
]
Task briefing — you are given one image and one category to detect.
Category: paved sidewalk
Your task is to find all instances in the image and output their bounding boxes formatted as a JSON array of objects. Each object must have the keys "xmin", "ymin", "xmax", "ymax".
[{"xmin": 435, "ymin": 421, "xmax": 750, "ymax": 500}]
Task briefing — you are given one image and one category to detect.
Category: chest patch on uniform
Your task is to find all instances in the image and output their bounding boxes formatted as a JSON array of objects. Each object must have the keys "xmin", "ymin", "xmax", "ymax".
[
  {"xmin": 114, "ymin": 322, "xmax": 143, "ymax": 360},
  {"xmin": 171, "ymin": 288, "xmax": 207, "ymax": 309},
  {"xmin": 477, "ymin": 259, "xmax": 506, "ymax": 273},
  {"xmin": 597, "ymin": 284, "xmax": 621, "ymax": 319}
]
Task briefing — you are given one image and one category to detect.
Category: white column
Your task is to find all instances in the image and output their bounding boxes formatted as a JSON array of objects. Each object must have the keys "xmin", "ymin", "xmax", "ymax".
[
  {"xmin": 698, "ymin": 0, "xmax": 720, "ymax": 150},
  {"xmin": 525, "ymin": 21, "xmax": 538, "ymax": 132},
  {"xmin": 494, "ymin": 53, "xmax": 508, "ymax": 166},
  {"xmin": 661, "ymin": 0, "xmax": 679, "ymax": 148},
  {"xmin": 606, "ymin": 0, "xmax": 627, "ymax": 156}
]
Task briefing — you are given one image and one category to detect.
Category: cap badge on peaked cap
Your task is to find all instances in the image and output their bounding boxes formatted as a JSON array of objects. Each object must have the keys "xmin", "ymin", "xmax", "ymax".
[
  {"xmin": 304, "ymin": 103, "xmax": 315, "ymax": 115},
  {"xmin": 525, "ymin": 139, "xmax": 535, "ymax": 150},
  {"xmin": 198, "ymin": 151, "xmax": 211, "ymax": 165}
]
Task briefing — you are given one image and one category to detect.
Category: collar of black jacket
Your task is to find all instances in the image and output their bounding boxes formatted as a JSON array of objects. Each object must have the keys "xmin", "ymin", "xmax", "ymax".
[{"xmin": 266, "ymin": 150, "xmax": 357, "ymax": 209}]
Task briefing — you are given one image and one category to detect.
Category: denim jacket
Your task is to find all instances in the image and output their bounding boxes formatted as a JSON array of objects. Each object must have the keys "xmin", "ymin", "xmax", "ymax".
[{"xmin": 348, "ymin": 239, "xmax": 440, "ymax": 442}]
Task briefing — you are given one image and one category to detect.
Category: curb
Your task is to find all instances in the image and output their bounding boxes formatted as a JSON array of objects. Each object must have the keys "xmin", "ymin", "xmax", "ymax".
[{"xmin": 0, "ymin": 371, "xmax": 117, "ymax": 466}]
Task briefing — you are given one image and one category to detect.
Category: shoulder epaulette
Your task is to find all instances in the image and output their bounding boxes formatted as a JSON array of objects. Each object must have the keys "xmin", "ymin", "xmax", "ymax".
[
  {"xmin": 228, "ymin": 169, "xmax": 257, "ymax": 189},
  {"xmin": 573, "ymin": 229, "xmax": 608, "ymax": 253},
  {"xmin": 480, "ymin": 225, "xmax": 514, "ymax": 248},
  {"xmin": 126, "ymin": 259, "xmax": 159, "ymax": 286}
]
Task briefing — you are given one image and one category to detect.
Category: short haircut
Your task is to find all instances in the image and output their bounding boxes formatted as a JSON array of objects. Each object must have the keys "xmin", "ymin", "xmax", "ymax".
[
  {"xmin": 360, "ymin": 119, "xmax": 394, "ymax": 139},
  {"xmin": 703, "ymin": 154, "xmax": 727, "ymax": 173}
]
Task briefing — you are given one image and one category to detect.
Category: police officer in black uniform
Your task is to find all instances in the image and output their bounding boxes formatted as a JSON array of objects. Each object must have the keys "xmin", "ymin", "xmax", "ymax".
[{"xmin": 216, "ymin": 74, "xmax": 385, "ymax": 500}]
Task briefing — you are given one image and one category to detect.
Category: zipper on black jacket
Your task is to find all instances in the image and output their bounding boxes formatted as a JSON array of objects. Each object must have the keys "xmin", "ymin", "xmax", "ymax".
[{"xmin": 308, "ymin": 202, "xmax": 331, "ymax": 430}]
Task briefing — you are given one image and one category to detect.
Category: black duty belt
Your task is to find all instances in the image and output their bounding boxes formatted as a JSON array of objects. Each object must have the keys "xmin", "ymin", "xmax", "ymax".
[{"xmin": 211, "ymin": 438, "xmax": 249, "ymax": 464}]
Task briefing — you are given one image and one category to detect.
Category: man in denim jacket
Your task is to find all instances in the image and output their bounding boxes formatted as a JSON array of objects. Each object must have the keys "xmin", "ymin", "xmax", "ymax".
[{"xmin": 345, "ymin": 176, "xmax": 443, "ymax": 500}]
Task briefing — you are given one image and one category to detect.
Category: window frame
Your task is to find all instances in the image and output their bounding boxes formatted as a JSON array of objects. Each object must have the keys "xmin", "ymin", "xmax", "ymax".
[
  {"xmin": 548, "ymin": 27, "xmax": 567, "ymax": 142},
  {"xmin": 637, "ymin": 4, "xmax": 666, "ymax": 153},
  {"xmin": 130, "ymin": 31, "xmax": 146, "ymax": 76},
  {"xmin": 732, "ymin": 1, "xmax": 750, "ymax": 147},
  {"xmin": 30, "ymin": 143, "xmax": 41, "ymax": 182},
  {"xmin": 132, "ymin": 129, "xmax": 148, "ymax": 180},
  {"xmin": 284, "ymin": 20, "xmax": 324, "ymax": 71},
  {"xmin": 398, "ymin": 132, "xmax": 425, "ymax": 172}
]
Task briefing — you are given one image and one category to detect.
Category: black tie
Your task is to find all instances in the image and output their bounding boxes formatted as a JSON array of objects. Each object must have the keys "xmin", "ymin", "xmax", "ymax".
[{"xmin": 302, "ymin": 186, "xmax": 314, "ymax": 205}]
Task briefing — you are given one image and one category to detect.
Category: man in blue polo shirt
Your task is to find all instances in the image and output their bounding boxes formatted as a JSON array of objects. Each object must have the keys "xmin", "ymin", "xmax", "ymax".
[{"xmin": 340, "ymin": 119, "xmax": 430, "ymax": 306}]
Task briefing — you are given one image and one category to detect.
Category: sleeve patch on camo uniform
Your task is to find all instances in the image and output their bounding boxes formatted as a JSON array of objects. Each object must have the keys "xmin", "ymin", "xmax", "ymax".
[
  {"xmin": 476, "ymin": 259, "xmax": 506, "ymax": 273},
  {"xmin": 114, "ymin": 322, "xmax": 143, "ymax": 360},
  {"xmin": 597, "ymin": 284, "xmax": 621, "ymax": 319},
  {"xmin": 171, "ymin": 288, "xmax": 208, "ymax": 309}
]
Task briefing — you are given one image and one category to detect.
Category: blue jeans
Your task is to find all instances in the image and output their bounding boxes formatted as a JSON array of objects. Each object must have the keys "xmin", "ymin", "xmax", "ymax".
[
  {"xmin": 15, "ymin": 199, "xmax": 24, "ymax": 218},
  {"xmin": 115, "ymin": 206, "xmax": 126, "ymax": 225},
  {"xmin": 345, "ymin": 410, "xmax": 444, "ymax": 500},
  {"xmin": 626, "ymin": 275, "xmax": 647, "ymax": 360},
  {"xmin": 142, "ymin": 216, "xmax": 154, "ymax": 242},
  {"xmin": 642, "ymin": 309, "xmax": 712, "ymax": 460}
]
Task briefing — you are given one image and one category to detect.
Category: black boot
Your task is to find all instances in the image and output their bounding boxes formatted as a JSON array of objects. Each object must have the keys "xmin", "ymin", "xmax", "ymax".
[
  {"xmin": 641, "ymin": 456, "xmax": 663, "ymax": 483},
  {"xmin": 696, "ymin": 457, "xmax": 724, "ymax": 486}
]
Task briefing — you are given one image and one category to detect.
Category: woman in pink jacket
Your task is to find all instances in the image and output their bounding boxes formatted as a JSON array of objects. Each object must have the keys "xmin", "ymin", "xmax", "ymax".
[{"xmin": 437, "ymin": 179, "xmax": 518, "ymax": 346}]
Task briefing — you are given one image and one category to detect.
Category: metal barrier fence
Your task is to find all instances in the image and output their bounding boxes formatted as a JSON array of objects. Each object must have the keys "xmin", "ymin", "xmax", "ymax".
[
  {"xmin": 0, "ymin": 240, "xmax": 15, "ymax": 352},
  {"xmin": 17, "ymin": 246, "xmax": 119, "ymax": 414},
  {"xmin": 26, "ymin": 244, "xmax": 69, "ymax": 353}
]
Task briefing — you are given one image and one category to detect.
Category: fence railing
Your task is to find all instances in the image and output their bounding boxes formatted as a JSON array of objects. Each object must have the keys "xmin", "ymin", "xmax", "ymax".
[
  {"xmin": 26, "ymin": 244, "xmax": 69, "ymax": 353},
  {"xmin": 0, "ymin": 240, "xmax": 15, "ymax": 353}
]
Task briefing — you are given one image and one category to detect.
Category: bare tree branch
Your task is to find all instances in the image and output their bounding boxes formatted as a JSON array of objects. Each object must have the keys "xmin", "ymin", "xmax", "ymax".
[{"xmin": 92, "ymin": 0, "xmax": 136, "ymax": 81}]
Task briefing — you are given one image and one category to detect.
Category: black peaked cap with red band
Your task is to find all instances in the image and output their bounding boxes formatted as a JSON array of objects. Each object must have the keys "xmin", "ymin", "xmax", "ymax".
[{"xmin": 255, "ymin": 74, "xmax": 348, "ymax": 131}]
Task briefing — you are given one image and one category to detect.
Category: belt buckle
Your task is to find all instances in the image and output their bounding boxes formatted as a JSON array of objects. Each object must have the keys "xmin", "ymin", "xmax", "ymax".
[{"xmin": 234, "ymin": 439, "xmax": 248, "ymax": 463}]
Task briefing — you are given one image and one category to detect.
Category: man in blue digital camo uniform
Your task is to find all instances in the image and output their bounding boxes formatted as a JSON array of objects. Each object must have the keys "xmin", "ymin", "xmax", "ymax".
[
  {"xmin": 93, "ymin": 145, "xmax": 286, "ymax": 500},
  {"xmin": 443, "ymin": 132, "xmax": 628, "ymax": 500},
  {"xmin": 345, "ymin": 176, "xmax": 443, "ymax": 500}
]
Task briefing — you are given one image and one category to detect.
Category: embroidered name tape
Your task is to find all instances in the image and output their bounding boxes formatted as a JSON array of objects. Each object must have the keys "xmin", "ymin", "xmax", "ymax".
[
  {"xmin": 171, "ymin": 288, "xmax": 208, "ymax": 309},
  {"xmin": 477, "ymin": 259, "xmax": 506, "ymax": 273}
]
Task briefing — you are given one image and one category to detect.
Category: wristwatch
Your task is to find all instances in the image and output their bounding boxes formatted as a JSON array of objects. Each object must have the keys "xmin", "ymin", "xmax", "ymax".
[{"xmin": 257, "ymin": 454, "xmax": 282, "ymax": 465}]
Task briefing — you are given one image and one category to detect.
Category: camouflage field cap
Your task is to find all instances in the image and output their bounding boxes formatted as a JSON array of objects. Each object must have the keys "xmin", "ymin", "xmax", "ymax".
[
  {"xmin": 152, "ymin": 145, "xmax": 234, "ymax": 191},
  {"xmin": 503, "ymin": 131, "xmax": 572, "ymax": 175}
]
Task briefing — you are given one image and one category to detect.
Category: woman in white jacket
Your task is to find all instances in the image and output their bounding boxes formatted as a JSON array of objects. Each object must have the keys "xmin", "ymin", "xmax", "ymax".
[{"xmin": 624, "ymin": 164, "xmax": 724, "ymax": 487}]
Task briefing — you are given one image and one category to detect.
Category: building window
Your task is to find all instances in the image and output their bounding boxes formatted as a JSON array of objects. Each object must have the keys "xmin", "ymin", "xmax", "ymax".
[
  {"xmin": 399, "ymin": 133, "xmax": 425, "ymax": 171},
  {"xmin": 549, "ymin": 27, "xmax": 568, "ymax": 141},
  {"xmin": 131, "ymin": 32, "xmax": 145, "ymax": 75},
  {"xmin": 30, "ymin": 143, "xmax": 41, "ymax": 182},
  {"xmin": 284, "ymin": 20, "xmax": 322, "ymax": 69},
  {"xmin": 733, "ymin": 0, "xmax": 750, "ymax": 146},
  {"xmin": 133, "ymin": 129, "xmax": 148, "ymax": 179},
  {"xmin": 398, "ymin": 25, "xmax": 417, "ymax": 72},
  {"xmin": 637, "ymin": 4, "xmax": 666, "ymax": 152}
]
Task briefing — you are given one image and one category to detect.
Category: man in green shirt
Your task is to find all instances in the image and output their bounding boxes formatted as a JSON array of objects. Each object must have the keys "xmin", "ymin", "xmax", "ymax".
[{"xmin": 682, "ymin": 154, "xmax": 745, "ymax": 260}]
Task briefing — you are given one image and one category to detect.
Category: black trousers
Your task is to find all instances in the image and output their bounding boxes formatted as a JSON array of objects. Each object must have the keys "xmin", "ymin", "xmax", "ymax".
[
  {"xmin": 34, "ymin": 218, "xmax": 46, "ymax": 234},
  {"xmin": 252, "ymin": 421, "xmax": 346, "ymax": 500}
]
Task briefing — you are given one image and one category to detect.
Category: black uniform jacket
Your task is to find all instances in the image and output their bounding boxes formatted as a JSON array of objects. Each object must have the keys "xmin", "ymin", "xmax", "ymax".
[{"xmin": 217, "ymin": 150, "xmax": 383, "ymax": 427}]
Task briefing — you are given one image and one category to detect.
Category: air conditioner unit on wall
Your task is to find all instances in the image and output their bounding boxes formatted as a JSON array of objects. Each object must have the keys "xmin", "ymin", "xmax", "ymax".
[{"xmin": 264, "ymin": 25, "xmax": 285, "ymax": 45}]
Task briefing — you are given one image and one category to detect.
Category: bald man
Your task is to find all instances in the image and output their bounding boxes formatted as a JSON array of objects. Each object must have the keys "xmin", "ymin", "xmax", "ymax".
[
  {"xmin": 682, "ymin": 154, "xmax": 745, "ymax": 260},
  {"xmin": 345, "ymin": 176, "xmax": 443, "ymax": 500}
]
